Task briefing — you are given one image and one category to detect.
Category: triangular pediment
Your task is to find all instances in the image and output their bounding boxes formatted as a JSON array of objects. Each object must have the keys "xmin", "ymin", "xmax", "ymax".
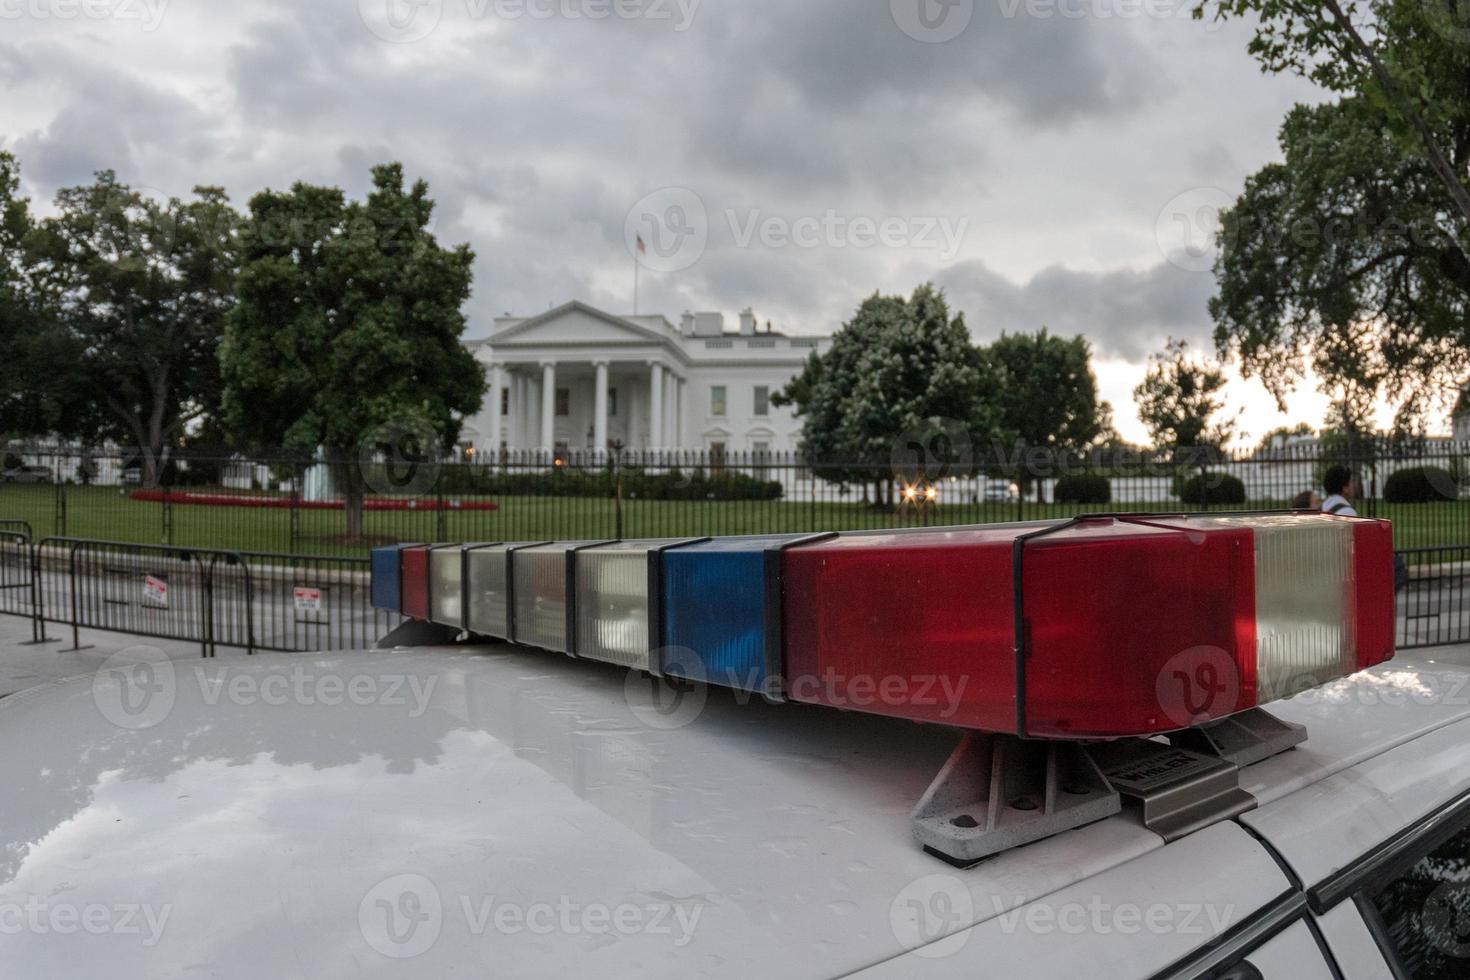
[{"xmin": 493, "ymin": 301, "xmax": 667, "ymax": 346}]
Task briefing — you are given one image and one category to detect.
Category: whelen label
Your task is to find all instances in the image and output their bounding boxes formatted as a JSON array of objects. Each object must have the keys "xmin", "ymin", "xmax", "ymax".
[{"xmin": 1102, "ymin": 748, "xmax": 1220, "ymax": 794}]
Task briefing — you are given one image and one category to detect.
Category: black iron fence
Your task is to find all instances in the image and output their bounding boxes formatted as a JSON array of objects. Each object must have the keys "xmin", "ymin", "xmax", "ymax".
[
  {"xmin": 4, "ymin": 438, "xmax": 1470, "ymax": 654},
  {"xmin": 1396, "ymin": 545, "xmax": 1470, "ymax": 651},
  {"xmin": 5, "ymin": 441, "xmax": 1470, "ymax": 556}
]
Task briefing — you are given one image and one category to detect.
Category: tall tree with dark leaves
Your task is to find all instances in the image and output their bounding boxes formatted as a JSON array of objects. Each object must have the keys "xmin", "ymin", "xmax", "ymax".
[
  {"xmin": 0, "ymin": 153, "xmax": 93, "ymax": 441},
  {"xmin": 986, "ymin": 329, "xmax": 1107, "ymax": 501},
  {"xmin": 220, "ymin": 163, "xmax": 484, "ymax": 540},
  {"xmin": 1199, "ymin": 1, "xmax": 1470, "ymax": 426},
  {"xmin": 1134, "ymin": 339, "xmax": 1238, "ymax": 458},
  {"xmin": 21, "ymin": 171, "xmax": 238, "ymax": 480},
  {"xmin": 774, "ymin": 284, "xmax": 1003, "ymax": 503}
]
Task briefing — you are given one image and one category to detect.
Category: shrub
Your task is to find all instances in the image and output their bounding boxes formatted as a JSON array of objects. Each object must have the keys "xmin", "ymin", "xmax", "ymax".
[
  {"xmin": 1383, "ymin": 466, "xmax": 1458, "ymax": 503},
  {"xmin": 436, "ymin": 464, "xmax": 784, "ymax": 501},
  {"xmin": 1054, "ymin": 473, "xmax": 1111, "ymax": 505},
  {"xmin": 1178, "ymin": 472, "xmax": 1246, "ymax": 506}
]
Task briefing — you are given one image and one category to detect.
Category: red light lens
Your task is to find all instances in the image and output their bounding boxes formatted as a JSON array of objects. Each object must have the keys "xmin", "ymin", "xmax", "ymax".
[
  {"xmin": 1351, "ymin": 519, "xmax": 1396, "ymax": 671},
  {"xmin": 780, "ymin": 515, "xmax": 1393, "ymax": 739},
  {"xmin": 1020, "ymin": 520, "xmax": 1257, "ymax": 738},
  {"xmin": 400, "ymin": 546, "xmax": 430, "ymax": 622},
  {"xmin": 781, "ymin": 526, "xmax": 1025, "ymax": 731}
]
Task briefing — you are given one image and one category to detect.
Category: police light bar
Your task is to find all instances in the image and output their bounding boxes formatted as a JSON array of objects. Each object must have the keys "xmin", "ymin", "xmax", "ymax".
[{"xmin": 372, "ymin": 513, "xmax": 1396, "ymax": 739}]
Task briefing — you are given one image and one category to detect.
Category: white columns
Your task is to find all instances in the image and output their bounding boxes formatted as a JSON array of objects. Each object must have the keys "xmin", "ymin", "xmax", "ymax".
[
  {"xmin": 540, "ymin": 361, "xmax": 556, "ymax": 455},
  {"xmin": 649, "ymin": 363, "xmax": 664, "ymax": 450},
  {"xmin": 674, "ymin": 377, "xmax": 686, "ymax": 450},
  {"xmin": 593, "ymin": 361, "xmax": 609, "ymax": 457},
  {"xmin": 521, "ymin": 373, "xmax": 535, "ymax": 452},
  {"xmin": 627, "ymin": 383, "xmax": 641, "ymax": 450},
  {"xmin": 663, "ymin": 371, "xmax": 678, "ymax": 452},
  {"xmin": 511, "ymin": 376, "xmax": 523, "ymax": 452},
  {"xmin": 520, "ymin": 373, "xmax": 538, "ymax": 455},
  {"xmin": 486, "ymin": 365, "xmax": 503, "ymax": 457}
]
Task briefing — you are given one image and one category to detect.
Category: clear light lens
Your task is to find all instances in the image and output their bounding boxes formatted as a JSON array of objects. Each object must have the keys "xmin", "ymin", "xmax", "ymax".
[
  {"xmin": 429, "ymin": 546, "xmax": 465, "ymax": 628},
  {"xmin": 576, "ymin": 545, "xmax": 653, "ymax": 669},
  {"xmin": 513, "ymin": 544, "xmax": 575, "ymax": 653},
  {"xmin": 466, "ymin": 545, "xmax": 516, "ymax": 639}
]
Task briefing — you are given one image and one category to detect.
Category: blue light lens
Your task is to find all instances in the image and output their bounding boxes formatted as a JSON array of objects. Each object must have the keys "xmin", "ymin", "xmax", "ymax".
[
  {"xmin": 662, "ymin": 535, "xmax": 811, "ymax": 695},
  {"xmin": 370, "ymin": 546, "xmax": 404, "ymax": 612}
]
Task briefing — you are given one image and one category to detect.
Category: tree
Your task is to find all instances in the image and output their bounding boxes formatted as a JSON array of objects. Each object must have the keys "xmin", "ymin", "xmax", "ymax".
[
  {"xmin": 773, "ymin": 284, "xmax": 1003, "ymax": 503},
  {"xmin": 1134, "ymin": 339, "xmax": 1238, "ymax": 457},
  {"xmin": 1209, "ymin": 98, "xmax": 1467, "ymax": 424},
  {"xmin": 1199, "ymin": 0, "xmax": 1470, "ymax": 251},
  {"xmin": 1200, "ymin": 2, "xmax": 1470, "ymax": 425},
  {"xmin": 985, "ymin": 329, "xmax": 1107, "ymax": 501},
  {"xmin": 220, "ymin": 163, "xmax": 484, "ymax": 539},
  {"xmin": 0, "ymin": 153, "xmax": 94, "ymax": 441},
  {"xmin": 22, "ymin": 171, "xmax": 238, "ymax": 482}
]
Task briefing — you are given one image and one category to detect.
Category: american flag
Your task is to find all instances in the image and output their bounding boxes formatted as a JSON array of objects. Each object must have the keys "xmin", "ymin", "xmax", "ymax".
[{"xmin": 636, "ymin": 234, "xmax": 647, "ymax": 255}]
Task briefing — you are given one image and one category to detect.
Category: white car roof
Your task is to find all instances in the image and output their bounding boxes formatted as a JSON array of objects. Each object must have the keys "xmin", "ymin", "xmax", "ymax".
[{"xmin": 1, "ymin": 643, "xmax": 1467, "ymax": 978}]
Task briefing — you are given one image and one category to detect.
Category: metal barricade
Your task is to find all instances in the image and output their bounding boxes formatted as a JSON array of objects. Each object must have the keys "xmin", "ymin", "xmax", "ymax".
[
  {"xmin": 220, "ymin": 551, "xmax": 399, "ymax": 653},
  {"xmin": 1397, "ymin": 545, "xmax": 1470, "ymax": 650},
  {"xmin": 33, "ymin": 538, "xmax": 249, "ymax": 657}
]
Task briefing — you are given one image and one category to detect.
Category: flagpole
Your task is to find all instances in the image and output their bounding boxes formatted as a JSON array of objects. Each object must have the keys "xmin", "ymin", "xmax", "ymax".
[{"xmin": 634, "ymin": 251, "xmax": 639, "ymax": 315}]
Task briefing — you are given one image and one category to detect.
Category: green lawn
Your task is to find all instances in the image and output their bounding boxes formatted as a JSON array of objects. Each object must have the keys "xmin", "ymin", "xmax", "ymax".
[{"xmin": 1, "ymin": 482, "xmax": 1465, "ymax": 558}]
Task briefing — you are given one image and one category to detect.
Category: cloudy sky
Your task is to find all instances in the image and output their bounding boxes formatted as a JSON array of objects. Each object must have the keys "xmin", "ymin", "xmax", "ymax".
[{"xmin": 1, "ymin": 0, "xmax": 1395, "ymax": 443}]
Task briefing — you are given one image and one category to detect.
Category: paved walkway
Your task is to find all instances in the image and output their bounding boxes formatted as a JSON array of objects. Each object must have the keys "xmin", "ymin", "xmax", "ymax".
[{"xmin": 0, "ymin": 613, "xmax": 249, "ymax": 698}]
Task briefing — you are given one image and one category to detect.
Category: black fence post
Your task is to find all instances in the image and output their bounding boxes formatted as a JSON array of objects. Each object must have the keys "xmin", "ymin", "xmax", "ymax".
[
  {"xmin": 436, "ymin": 480, "xmax": 448, "ymax": 544},
  {"xmin": 54, "ymin": 478, "xmax": 66, "ymax": 538},
  {"xmin": 202, "ymin": 553, "xmax": 214, "ymax": 659},
  {"xmin": 289, "ymin": 471, "xmax": 301, "ymax": 554},
  {"xmin": 30, "ymin": 540, "xmax": 47, "ymax": 644},
  {"xmin": 613, "ymin": 455, "xmax": 625, "ymax": 540},
  {"xmin": 65, "ymin": 542, "xmax": 91, "ymax": 653}
]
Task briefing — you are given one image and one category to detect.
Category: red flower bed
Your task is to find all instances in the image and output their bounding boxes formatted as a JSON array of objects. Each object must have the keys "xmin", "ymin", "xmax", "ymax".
[{"xmin": 129, "ymin": 490, "xmax": 498, "ymax": 512}]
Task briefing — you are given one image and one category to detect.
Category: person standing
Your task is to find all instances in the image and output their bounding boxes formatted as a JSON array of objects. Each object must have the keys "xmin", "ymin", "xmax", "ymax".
[
  {"xmin": 1321, "ymin": 466, "xmax": 1359, "ymax": 517},
  {"xmin": 1291, "ymin": 489, "xmax": 1322, "ymax": 511}
]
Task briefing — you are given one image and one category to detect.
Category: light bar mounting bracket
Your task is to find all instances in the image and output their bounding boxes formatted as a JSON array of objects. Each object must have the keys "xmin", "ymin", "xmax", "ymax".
[
  {"xmin": 912, "ymin": 732, "xmax": 1121, "ymax": 868},
  {"xmin": 914, "ymin": 707, "xmax": 1308, "ymax": 864}
]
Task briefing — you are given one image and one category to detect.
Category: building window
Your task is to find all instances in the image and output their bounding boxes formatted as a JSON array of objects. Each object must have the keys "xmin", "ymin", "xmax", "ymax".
[
  {"xmin": 708, "ymin": 441, "xmax": 726, "ymax": 473},
  {"xmin": 710, "ymin": 386, "xmax": 727, "ymax": 417},
  {"xmin": 555, "ymin": 387, "xmax": 570, "ymax": 417},
  {"xmin": 752, "ymin": 440, "xmax": 771, "ymax": 478},
  {"xmin": 753, "ymin": 386, "xmax": 770, "ymax": 417},
  {"xmin": 608, "ymin": 389, "xmax": 618, "ymax": 417},
  {"xmin": 501, "ymin": 388, "xmax": 510, "ymax": 414}
]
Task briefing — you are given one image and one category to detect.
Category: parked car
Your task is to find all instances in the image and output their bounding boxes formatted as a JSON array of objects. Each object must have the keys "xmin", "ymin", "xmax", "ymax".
[
  {"xmin": 0, "ymin": 464, "xmax": 52, "ymax": 483},
  {"xmin": 982, "ymin": 482, "xmax": 1018, "ymax": 502},
  {"xmin": 5, "ymin": 640, "xmax": 1465, "ymax": 979}
]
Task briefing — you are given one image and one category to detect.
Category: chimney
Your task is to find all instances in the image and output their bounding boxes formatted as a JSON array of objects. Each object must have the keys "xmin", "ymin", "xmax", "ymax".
[
  {"xmin": 739, "ymin": 308, "xmax": 757, "ymax": 336},
  {"xmin": 681, "ymin": 311, "xmax": 696, "ymax": 336}
]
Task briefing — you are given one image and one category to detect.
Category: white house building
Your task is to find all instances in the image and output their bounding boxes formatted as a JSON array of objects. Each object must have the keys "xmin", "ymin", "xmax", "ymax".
[{"xmin": 460, "ymin": 301, "xmax": 831, "ymax": 458}]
